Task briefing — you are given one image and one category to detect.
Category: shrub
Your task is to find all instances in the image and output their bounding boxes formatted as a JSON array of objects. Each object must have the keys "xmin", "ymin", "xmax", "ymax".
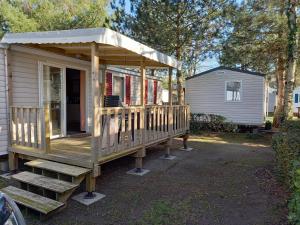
[
  {"xmin": 288, "ymin": 160, "xmax": 300, "ymax": 225},
  {"xmin": 190, "ymin": 113, "xmax": 236, "ymax": 133},
  {"xmin": 265, "ymin": 120, "xmax": 272, "ymax": 130},
  {"xmin": 272, "ymin": 120, "xmax": 300, "ymax": 224}
]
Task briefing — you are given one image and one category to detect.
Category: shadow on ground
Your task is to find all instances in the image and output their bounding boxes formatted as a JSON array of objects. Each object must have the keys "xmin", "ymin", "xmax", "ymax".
[{"xmin": 24, "ymin": 134, "xmax": 287, "ymax": 225}]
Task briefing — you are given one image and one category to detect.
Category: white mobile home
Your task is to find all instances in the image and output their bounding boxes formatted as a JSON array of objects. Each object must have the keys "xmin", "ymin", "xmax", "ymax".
[{"xmin": 185, "ymin": 66, "xmax": 267, "ymax": 125}]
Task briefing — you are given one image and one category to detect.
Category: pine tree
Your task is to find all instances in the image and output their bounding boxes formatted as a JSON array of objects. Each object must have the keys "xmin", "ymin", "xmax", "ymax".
[
  {"xmin": 0, "ymin": 0, "xmax": 110, "ymax": 37},
  {"xmin": 111, "ymin": 0, "xmax": 232, "ymax": 104}
]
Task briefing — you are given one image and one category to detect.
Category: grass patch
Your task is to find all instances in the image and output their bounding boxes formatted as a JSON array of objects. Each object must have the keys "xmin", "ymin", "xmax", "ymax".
[
  {"xmin": 139, "ymin": 200, "xmax": 178, "ymax": 225},
  {"xmin": 189, "ymin": 132, "xmax": 272, "ymax": 146}
]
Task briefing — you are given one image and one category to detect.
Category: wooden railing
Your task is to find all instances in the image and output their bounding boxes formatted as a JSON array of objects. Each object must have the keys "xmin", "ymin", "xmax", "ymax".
[
  {"xmin": 10, "ymin": 104, "xmax": 190, "ymax": 158},
  {"xmin": 10, "ymin": 106, "xmax": 42, "ymax": 148},
  {"xmin": 99, "ymin": 105, "xmax": 190, "ymax": 157}
]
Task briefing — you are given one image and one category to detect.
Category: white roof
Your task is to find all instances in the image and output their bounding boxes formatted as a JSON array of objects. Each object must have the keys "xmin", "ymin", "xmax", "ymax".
[{"xmin": 1, "ymin": 28, "xmax": 181, "ymax": 69}]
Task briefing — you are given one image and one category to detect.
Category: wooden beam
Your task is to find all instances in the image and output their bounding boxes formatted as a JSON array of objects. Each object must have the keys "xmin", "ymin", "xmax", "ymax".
[
  {"xmin": 168, "ymin": 67, "xmax": 173, "ymax": 135},
  {"xmin": 91, "ymin": 43, "xmax": 101, "ymax": 165},
  {"xmin": 140, "ymin": 61, "xmax": 146, "ymax": 107},
  {"xmin": 168, "ymin": 67, "xmax": 173, "ymax": 106},
  {"xmin": 44, "ymin": 104, "xmax": 50, "ymax": 153},
  {"xmin": 140, "ymin": 61, "xmax": 146, "ymax": 156}
]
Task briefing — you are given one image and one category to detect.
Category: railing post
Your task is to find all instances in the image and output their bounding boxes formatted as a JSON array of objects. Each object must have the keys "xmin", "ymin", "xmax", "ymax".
[
  {"xmin": 91, "ymin": 43, "xmax": 101, "ymax": 170},
  {"xmin": 43, "ymin": 104, "xmax": 50, "ymax": 153},
  {"xmin": 132, "ymin": 60, "xmax": 146, "ymax": 173},
  {"xmin": 168, "ymin": 67, "xmax": 173, "ymax": 135}
]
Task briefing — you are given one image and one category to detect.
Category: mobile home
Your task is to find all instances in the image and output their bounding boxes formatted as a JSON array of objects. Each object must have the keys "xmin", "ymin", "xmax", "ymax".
[
  {"xmin": 185, "ymin": 66, "xmax": 266, "ymax": 125},
  {"xmin": 0, "ymin": 28, "xmax": 190, "ymax": 215}
]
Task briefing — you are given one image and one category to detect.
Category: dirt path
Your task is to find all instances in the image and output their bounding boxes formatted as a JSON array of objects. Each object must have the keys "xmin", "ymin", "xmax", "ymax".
[{"xmin": 24, "ymin": 134, "xmax": 287, "ymax": 225}]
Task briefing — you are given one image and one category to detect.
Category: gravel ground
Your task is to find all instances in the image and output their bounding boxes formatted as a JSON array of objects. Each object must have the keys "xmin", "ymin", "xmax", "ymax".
[{"xmin": 21, "ymin": 134, "xmax": 288, "ymax": 225}]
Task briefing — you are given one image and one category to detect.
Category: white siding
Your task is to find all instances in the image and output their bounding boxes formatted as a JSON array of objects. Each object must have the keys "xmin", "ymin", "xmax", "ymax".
[
  {"xmin": 9, "ymin": 47, "xmax": 91, "ymax": 132},
  {"xmin": 185, "ymin": 69, "xmax": 266, "ymax": 125},
  {"xmin": 131, "ymin": 76, "xmax": 141, "ymax": 105},
  {"xmin": 293, "ymin": 87, "xmax": 300, "ymax": 113},
  {"xmin": 0, "ymin": 48, "xmax": 8, "ymax": 154}
]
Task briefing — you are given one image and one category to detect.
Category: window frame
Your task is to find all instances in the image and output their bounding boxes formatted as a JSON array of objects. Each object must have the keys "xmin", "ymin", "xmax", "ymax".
[
  {"xmin": 225, "ymin": 80, "xmax": 242, "ymax": 102},
  {"xmin": 112, "ymin": 73, "xmax": 126, "ymax": 104}
]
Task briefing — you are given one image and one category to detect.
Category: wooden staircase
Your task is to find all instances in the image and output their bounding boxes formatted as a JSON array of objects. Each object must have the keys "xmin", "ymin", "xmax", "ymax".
[{"xmin": 1, "ymin": 159, "xmax": 90, "ymax": 217}]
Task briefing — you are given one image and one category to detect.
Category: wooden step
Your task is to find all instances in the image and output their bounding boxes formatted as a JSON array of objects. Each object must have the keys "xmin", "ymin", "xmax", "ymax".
[
  {"xmin": 25, "ymin": 159, "xmax": 90, "ymax": 177},
  {"xmin": 12, "ymin": 172, "xmax": 78, "ymax": 193},
  {"xmin": 1, "ymin": 186, "xmax": 64, "ymax": 214}
]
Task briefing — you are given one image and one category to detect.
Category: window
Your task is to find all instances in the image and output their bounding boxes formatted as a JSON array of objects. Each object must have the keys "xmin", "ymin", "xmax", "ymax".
[
  {"xmin": 113, "ymin": 75, "xmax": 125, "ymax": 102},
  {"xmin": 295, "ymin": 93, "xmax": 299, "ymax": 103},
  {"xmin": 226, "ymin": 81, "xmax": 241, "ymax": 101}
]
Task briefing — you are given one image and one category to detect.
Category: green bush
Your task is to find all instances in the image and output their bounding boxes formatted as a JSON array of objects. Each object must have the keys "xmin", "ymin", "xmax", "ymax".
[
  {"xmin": 265, "ymin": 120, "xmax": 272, "ymax": 130},
  {"xmin": 190, "ymin": 113, "xmax": 236, "ymax": 133},
  {"xmin": 288, "ymin": 161, "xmax": 300, "ymax": 225},
  {"xmin": 272, "ymin": 120, "xmax": 300, "ymax": 224}
]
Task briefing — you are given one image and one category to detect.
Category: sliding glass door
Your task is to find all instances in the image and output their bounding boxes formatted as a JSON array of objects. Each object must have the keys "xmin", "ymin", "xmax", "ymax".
[{"xmin": 42, "ymin": 65, "xmax": 64, "ymax": 138}]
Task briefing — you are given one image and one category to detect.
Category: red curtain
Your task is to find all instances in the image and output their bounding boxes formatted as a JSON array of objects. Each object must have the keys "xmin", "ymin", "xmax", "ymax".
[
  {"xmin": 106, "ymin": 72, "xmax": 112, "ymax": 96},
  {"xmin": 145, "ymin": 79, "xmax": 148, "ymax": 104},
  {"xmin": 154, "ymin": 80, "xmax": 157, "ymax": 104},
  {"xmin": 125, "ymin": 75, "xmax": 131, "ymax": 105}
]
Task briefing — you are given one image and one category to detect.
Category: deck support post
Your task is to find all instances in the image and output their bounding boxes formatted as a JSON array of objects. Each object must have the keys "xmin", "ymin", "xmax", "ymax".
[
  {"xmin": 134, "ymin": 147, "xmax": 146, "ymax": 173},
  {"xmin": 164, "ymin": 138, "xmax": 172, "ymax": 157},
  {"xmin": 85, "ymin": 172, "xmax": 96, "ymax": 197},
  {"xmin": 8, "ymin": 152, "xmax": 18, "ymax": 172},
  {"xmin": 182, "ymin": 133, "xmax": 189, "ymax": 149}
]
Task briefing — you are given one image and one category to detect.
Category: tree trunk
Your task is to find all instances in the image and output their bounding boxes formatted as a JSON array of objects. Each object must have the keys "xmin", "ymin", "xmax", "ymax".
[
  {"xmin": 273, "ymin": 55, "xmax": 285, "ymax": 127},
  {"xmin": 283, "ymin": 0, "xmax": 298, "ymax": 121},
  {"xmin": 176, "ymin": 48, "xmax": 184, "ymax": 105}
]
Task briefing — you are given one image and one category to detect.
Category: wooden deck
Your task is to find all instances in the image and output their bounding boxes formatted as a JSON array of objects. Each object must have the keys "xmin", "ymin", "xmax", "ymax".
[
  {"xmin": 10, "ymin": 105, "xmax": 190, "ymax": 169},
  {"xmin": 11, "ymin": 137, "xmax": 93, "ymax": 168}
]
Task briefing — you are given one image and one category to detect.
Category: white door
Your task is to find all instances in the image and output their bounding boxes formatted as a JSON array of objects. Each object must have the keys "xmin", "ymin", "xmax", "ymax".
[{"xmin": 41, "ymin": 64, "xmax": 65, "ymax": 138}]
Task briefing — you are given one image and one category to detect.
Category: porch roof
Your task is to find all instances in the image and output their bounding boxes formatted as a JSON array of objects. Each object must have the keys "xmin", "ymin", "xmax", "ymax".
[{"xmin": 0, "ymin": 28, "xmax": 181, "ymax": 69}]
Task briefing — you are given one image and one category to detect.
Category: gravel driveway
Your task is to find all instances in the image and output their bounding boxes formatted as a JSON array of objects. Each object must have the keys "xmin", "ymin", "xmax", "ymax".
[{"xmin": 23, "ymin": 134, "xmax": 288, "ymax": 225}]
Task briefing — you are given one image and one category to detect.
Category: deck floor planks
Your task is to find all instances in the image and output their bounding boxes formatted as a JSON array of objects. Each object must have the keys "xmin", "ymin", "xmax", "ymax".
[
  {"xmin": 1, "ymin": 186, "xmax": 64, "ymax": 214},
  {"xmin": 12, "ymin": 171, "xmax": 78, "ymax": 193}
]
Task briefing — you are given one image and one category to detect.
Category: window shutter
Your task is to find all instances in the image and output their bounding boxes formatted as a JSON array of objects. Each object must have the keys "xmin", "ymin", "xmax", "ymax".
[
  {"xmin": 126, "ymin": 75, "xmax": 131, "ymax": 105},
  {"xmin": 145, "ymin": 79, "xmax": 148, "ymax": 105},
  {"xmin": 295, "ymin": 93, "xmax": 299, "ymax": 103},
  {"xmin": 154, "ymin": 80, "xmax": 157, "ymax": 104},
  {"xmin": 106, "ymin": 72, "xmax": 112, "ymax": 96}
]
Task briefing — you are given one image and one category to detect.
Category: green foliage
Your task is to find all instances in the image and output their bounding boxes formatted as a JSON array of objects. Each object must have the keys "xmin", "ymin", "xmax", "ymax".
[
  {"xmin": 219, "ymin": 0, "xmax": 287, "ymax": 74},
  {"xmin": 111, "ymin": 0, "xmax": 232, "ymax": 77},
  {"xmin": 190, "ymin": 113, "xmax": 236, "ymax": 133},
  {"xmin": 265, "ymin": 120, "xmax": 272, "ymax": 130},
  {"xmin": 288, "ymin": 161, "xmax": 300, "ymax": 225},
  {"xmin": 272, "ymin": 120, "xmax": 300, "ymax": 224},
  {"xmin": 0, "ymin": 0, "xmax": 110, "ymax": 38}
]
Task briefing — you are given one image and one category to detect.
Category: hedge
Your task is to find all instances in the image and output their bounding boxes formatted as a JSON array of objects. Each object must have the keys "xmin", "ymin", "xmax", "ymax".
[
  {"xmin": 190, "ymin": 113, "xmax": 236, "ymax": 133},
  {"xmin": 272, "ymin": 120, "xmax": 300, "ymax": 224}
]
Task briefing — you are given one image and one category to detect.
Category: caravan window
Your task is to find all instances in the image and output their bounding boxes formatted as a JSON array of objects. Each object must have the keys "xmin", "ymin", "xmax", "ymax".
[
  {"xmin": 226, "ymin": 81, "xmax": 241, "ymax": 102},
  {"xmin": 295, "ymin": 93, "xmax": 299, "ymax": 103},
  {"xmin": 113, "ymin": 76, "xmax": 125, "ymax": 102}
]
